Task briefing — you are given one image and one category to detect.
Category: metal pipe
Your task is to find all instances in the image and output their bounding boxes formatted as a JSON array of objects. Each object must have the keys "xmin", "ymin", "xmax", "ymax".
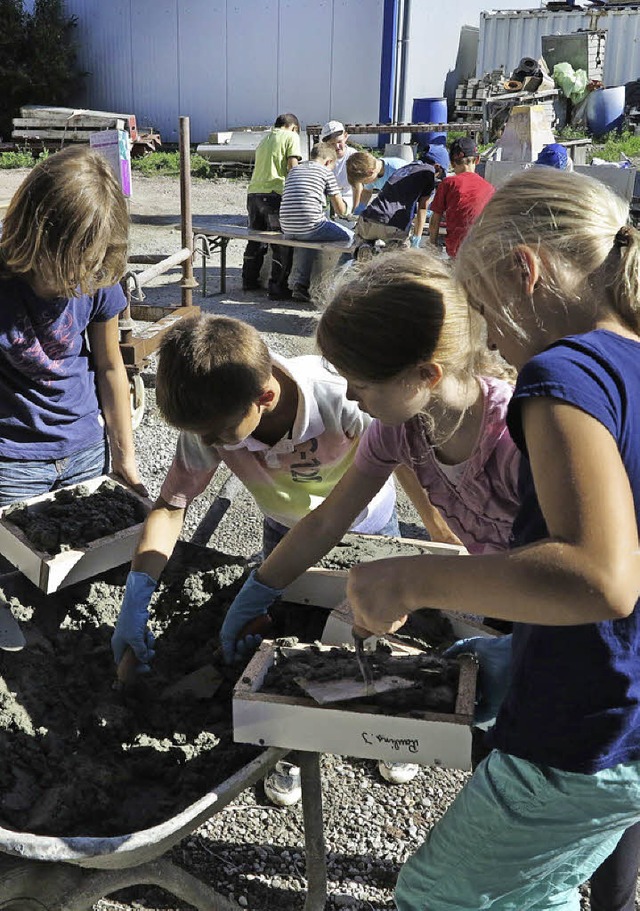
[
  {"xmin": 397, "ymin": 0, "xmax": 412, "ymax": 123},
  {"xmin": 179, "ymin": 116, "xmax": 198, "ymax": 306},
  {"xmin": 127, "ymin": 247, "xmax": 193, "ymax": 287}
]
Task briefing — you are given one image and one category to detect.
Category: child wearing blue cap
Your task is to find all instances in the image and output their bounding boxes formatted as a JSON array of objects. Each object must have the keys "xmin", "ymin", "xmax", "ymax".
[{"xmin": 535, "ymin": 142, "xmax": 573, "ymax": 170}]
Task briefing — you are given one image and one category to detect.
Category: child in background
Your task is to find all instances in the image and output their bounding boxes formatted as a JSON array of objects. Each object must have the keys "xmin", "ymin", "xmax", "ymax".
[
  {"xmin": 319, "ymin": 120, "xmax": 358, "ymax": 213},
  {"xmin": 428, "ymin": 136, "xmax": 495, "ymax": 258},
  {"xmin": 535, "ymin": 141, "xmax": 573, "ymax": 170},
  {"xmin": 345, "ymin": 168, "xmax": 640, "ymax": 911},
  {"xmin": 242, "ymin": 112, "xmax": 302, "ymax": 300},
  {"xmin": 354, "ymin": 144, "xmax": 449, "ymax": 259},
  {"xmin": 346, "ymin": 151, "xmax": 408, "ymax": 213},
  {"xmin": 0, "ymin": 146, "xmax": 144, "ymax": 505},
  {"xmin": 279, "ymin": 142, "xmax": 353, "ymax": 303}
]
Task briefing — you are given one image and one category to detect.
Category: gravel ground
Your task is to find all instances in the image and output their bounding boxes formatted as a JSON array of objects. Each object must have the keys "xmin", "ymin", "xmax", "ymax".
[{"xmin": 0, "ymin": 169, "xmax": 626, "ymax": 909}]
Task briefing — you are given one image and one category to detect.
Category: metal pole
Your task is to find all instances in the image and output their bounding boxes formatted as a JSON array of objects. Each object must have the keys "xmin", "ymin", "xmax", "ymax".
[
  {"xmin": 179, "ymin": 116, "xmax": 198, "ymax": 307},
  {"xmin": 298, "ymin": 751, "xmax": 328, "ymax": 911}
]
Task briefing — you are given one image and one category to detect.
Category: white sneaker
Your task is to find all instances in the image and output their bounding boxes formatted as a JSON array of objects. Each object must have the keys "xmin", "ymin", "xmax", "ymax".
[
  {"xmin": 378, "ymin": 760, "xmax": 419, "ymax": 785},
  {"xmin": 263, "ymin": 760, "xmax": 302, "ymax": 806}
]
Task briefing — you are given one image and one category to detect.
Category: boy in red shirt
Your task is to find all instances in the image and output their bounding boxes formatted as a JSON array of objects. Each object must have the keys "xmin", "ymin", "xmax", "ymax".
[{"xmin": 428, "ymin": 137, "xmax": 494, "ymax": 258}]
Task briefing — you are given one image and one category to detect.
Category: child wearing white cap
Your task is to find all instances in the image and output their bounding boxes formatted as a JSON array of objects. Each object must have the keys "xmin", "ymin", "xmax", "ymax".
[{"xmin": 320, "ymin": 120, "xmax": 358, "ymax": 214}]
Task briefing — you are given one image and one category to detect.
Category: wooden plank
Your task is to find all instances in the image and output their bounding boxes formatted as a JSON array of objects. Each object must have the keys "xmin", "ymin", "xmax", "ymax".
[
  {"xmin": 20, "ymin": 105, "xmax": 134, "ymax": 122},
  {"xmin": 13, "ymin": 117, "xmax": 125, "ymax": 130},
  {"xmin": 12, "ymin": 129, "xmax": 119, "ymax": 141},
  {"xmin": 193, "ymin": 223, "xmax": 355, "ymax": 252},
  {"xmin": 119, "ymin": 305, "xmax": 200, "ymax": 366}
]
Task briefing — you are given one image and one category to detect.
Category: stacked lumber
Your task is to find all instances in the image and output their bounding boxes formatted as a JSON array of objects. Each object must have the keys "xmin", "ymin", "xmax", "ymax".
[{"xmin": 12, "ymin": 105, "xmax": 138, "ymax": 144}]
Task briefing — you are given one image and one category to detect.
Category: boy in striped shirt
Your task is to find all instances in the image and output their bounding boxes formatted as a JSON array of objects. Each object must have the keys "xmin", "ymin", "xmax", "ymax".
[{"xmin": 279, "ymin": 142, "xmax": 354, "ymax": 302}]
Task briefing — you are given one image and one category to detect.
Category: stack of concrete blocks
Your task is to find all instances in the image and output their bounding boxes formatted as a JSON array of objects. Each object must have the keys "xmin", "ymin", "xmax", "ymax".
[{"xmin": 494, "ymin": 105, "xmax": 556, "ymax": 162}]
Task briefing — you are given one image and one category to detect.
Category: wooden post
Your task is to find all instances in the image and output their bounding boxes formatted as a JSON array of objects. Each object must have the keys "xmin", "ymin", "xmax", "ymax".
[{"xmin": 179, "ymin": 116, "xmax": 198, "ymax": 306}]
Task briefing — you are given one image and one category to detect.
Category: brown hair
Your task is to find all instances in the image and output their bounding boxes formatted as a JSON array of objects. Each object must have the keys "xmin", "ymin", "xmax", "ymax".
[
  {"xmin": 274, "ymin": 113, "xmax": 300, "ymax": 130},
  {"xmin": 346, "ymin": 151, "xmax": 378, "ymax": 185},
  {"xmin": 0, "ymin": 146, "xmax": 129, "ymax": 297},
  {"xmin": 456, "ymin": 167, "xmax": 640, "ymax": 337},
  {"xmin": 156, "ymin": 314, "xmax": 273, "ymax": 429},
  {"xmin": 310, "ymin": 142, "xmax": 337, "ymax": 164},
  {"xmin": 317, "ymin": 249, "xmax": 486, "ymax": 384}
]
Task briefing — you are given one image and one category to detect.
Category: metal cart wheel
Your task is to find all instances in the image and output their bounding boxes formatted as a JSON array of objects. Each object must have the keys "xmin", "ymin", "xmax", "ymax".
[
  {"xmin": 0, "ymin": 853, "xmax": 83, "ymax": 910},
  {"xmin": 130, "ymin": 372, "xmax": 146, "ymax": 430}
]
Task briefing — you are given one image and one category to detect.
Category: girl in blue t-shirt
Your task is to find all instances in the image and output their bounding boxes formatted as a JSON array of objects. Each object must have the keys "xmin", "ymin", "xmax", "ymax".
[
  {"xmin": 0, "ymin": 146, "xmax": 145, "ymax": 505},
  {"xmin": 346, "ymin": 167, "xmax": 640, "ymax": 910}
]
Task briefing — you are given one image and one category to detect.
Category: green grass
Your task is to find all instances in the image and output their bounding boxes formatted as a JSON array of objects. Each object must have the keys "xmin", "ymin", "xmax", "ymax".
[
  {"xmin": 131, "ymin": 151, "xmax": 218, "ymax": 178},
  {"xmin": 0, "ymin": 149, "xmax": 49, "ymax": 169},
  {"xmin": 592, "ymin": 130, "xmax": 640, "ymax": 162}
]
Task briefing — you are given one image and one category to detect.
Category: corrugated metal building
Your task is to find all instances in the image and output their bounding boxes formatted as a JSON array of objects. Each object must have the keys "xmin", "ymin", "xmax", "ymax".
[
  {"xmin": 62, "ymin": 0, "xmax": 535, "ymax": 144},
  {"xmin": 478, "ymin": 6, "xmax": 640, "ymax": 86}
]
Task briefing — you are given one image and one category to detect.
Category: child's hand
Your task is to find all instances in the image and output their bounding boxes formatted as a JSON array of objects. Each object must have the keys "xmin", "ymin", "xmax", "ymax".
[
  {"xmin": 111, "ymin": 571, "xmax": 157, "ymax": 672},
  {"xmin": 220, "ymin": 569, "xmax": 283, "ymax": 664},
  {"xmin": 346, "ymin": 560, "xmax": 410, "ymax": 637},
  {"xmin": 444, "ymin": 635, "xmax": 512, "ymax": 724},
  {"xmin": 111, "ymin": 462, "xmax": 149, "ymax": 498}
]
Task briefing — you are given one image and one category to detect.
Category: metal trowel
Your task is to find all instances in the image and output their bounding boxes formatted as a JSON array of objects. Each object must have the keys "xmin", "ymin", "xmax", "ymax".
[
  {"xmin": 294, "ymin": 673, "xmax": 415, "ymax": 705},
  {"xmin": 294, "ymin": 626, "xmax": 415, "ymax": 704},
  {"xmin": 0, "ymin": 600, "xmax": 25, "ymax": 651}
]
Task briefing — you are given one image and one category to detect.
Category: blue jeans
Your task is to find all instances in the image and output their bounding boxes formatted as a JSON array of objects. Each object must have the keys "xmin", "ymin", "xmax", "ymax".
[
  {"xmin": 396, "ymin": 749, "xmax": 640, "ymax": 911},
  {"xmin": 286, "ymin": 219, "xmax": 354, "ymax": 289},
  {"xmin": 262, "ymin": 508, "xmax": 400, "ymax": 560},
  {"xmin": 0, "ymin": 439, "xmax": 109, "ymax": 506}
]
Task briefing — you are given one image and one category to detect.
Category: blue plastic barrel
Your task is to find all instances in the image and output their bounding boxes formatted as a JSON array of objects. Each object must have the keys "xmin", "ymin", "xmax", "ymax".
[
  {"xmin": 586, "ymin": 87, "xmax": 625, "ymax": 138},
  {"xmin": 411, "ymin": 97, "xmax": 448, "ymax": 148}
]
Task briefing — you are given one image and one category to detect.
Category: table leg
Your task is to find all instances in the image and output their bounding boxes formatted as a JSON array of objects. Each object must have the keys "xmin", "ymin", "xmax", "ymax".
[
  {"xmin": 297, "ymin": 751, "xmax": 328, "ymax": 911},
  {"xmin": 220, "ymin": 238, "xmax": 228, "ymax": 295}
]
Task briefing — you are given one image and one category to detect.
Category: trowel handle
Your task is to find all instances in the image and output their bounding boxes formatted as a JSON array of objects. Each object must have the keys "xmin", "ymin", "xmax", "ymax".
[{"xmin": 352, "ymin": 624, "xmax": 374, "ymax": 642}]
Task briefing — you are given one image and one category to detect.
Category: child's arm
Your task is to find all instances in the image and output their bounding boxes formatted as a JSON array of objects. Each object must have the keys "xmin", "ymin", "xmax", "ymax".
[
  {"xmin": 394, "ymin": 464, "xmax": 463, "ymax": 546},
  {"xmin": 429, "ymin": 211, "xmax": 442, "ymax": 247},
  {"xmin": 131, "ymin": 497, "xmax": 186, "ymax": 580},
  {"xmin": 111, "ymin": 498, "xmax": 186, "ymax": 670},
  {"xmin": 257, "ymin": 464, "xmax": 385, "ymax": 588},
  {"xmin": 88, "ymin": 316, "xmax": 145, "ymax": 494},
  {"xmin": 412, "ymin": 198, "xmax": 429, "ymax": 245},
  {"xmin": 346, "ymin": 400, "xmax": 640, "ymax": 636},
  {"xmin": 286, "ymin": 155, "xmax": 299, "ymax": 171},
  {"xmin": 329, "ymin": 191, "xmax": 347, "ymax": 218}
]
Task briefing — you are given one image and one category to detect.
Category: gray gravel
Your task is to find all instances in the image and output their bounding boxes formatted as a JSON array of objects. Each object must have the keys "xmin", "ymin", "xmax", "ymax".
[{"xmin": 0, "ymin": 170, "xmax": 605, "ymax": 909}]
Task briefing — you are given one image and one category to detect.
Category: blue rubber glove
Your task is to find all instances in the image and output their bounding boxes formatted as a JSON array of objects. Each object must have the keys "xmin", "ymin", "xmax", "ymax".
[
  {"xmin": 444, "ymin": 634, "xmax": 512, "ymax": 725},
  {"xmin": 111, "ymin": 571, "xmax": 157, "ymax": 672},
  {"xmin": 220, "ymin": 569, "xmax": 283, "ymax": 664},
  {"xmin": 410, "ymin": 235, "xmax": 422, "ymax": 249},
  {"xmin": 353, "ymin": 203, "xmax": 366, "ymax": 216}
]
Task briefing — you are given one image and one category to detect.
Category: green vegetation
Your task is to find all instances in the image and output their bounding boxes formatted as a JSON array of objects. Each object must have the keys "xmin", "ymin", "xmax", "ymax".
[
  {"xmin": 592, "ymin": 130, "xmax": 640, "ymax": 163},
  {"xmin": 0, "ymin": 149, "xmax": 48, "ymax": 168},
  {"xmin": 131, "ymin": 151, "xmax": 213, "ymax": 178}
]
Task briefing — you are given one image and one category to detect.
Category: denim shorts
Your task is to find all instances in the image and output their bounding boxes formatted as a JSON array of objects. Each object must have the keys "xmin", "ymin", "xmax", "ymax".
[
  {"xmin": 0, "ymin": 438, "xmax": 109, "ymax": 506},
  {"xmin": 395, "ymin": 749, "xmax": 640, "ymax": 911}
]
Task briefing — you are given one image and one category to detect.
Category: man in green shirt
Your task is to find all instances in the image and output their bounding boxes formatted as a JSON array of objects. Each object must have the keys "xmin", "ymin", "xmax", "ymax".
[{"xmin": 242, "ymin": 113, "xmax": 301, "ymax": 299}]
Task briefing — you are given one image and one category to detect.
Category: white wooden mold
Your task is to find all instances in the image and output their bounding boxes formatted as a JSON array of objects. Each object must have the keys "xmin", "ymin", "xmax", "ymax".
[
  {"xmin": 0, "ymin": 475, "xmax": 152, "ymax": 594},
  {"xmin": 233, "ymin": 640, "xmax": 478, "ymax": 770},
  {"xmin": 234, "ymin": 538, "xmax": 493, "ymax": 771}
]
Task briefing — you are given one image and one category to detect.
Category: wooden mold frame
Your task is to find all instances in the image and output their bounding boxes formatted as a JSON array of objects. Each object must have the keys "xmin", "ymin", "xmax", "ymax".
[
  {"xmin": 234, "ymin": 539, "xmax": 487, "ymax": 770},
  {"xmin": 0, "ymin": 475, "xmax": 152, "ymax": 594},
  {"xmin": 234, "ymin": 639, "xmax": 477, "ymax": 770}
]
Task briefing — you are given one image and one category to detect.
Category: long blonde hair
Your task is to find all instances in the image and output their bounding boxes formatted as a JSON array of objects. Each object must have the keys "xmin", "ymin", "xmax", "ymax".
[
  {"xmin": 455, "ymin": 167, "xmax": 640, "ymax": 338},
  {"xmin": 317, "ymin": 249, "xmax": 500, "ymax": 385},
  {"xmin": 0, "ymin": 146, "xmax": 129, "ymax": 297}
]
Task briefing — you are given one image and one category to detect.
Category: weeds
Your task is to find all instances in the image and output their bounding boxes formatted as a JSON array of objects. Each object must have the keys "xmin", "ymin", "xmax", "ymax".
[{"xmin": 0, "ymin": 149, "xmax": 48, "ymax": 168}]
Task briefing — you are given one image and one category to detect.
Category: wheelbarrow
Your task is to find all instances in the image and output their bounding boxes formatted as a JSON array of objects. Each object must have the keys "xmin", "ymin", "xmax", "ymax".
[{"xmin": 0, "ymin": 744, "xmax": 332, "ymax": 910}]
